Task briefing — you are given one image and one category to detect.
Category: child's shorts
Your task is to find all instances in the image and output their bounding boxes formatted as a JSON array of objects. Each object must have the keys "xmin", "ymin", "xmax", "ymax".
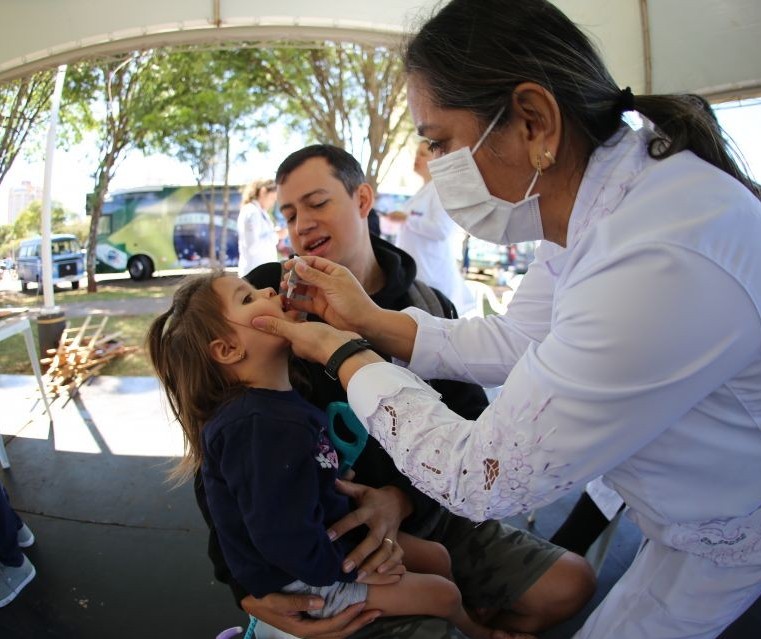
[{"xmin": 281, "ymin": 579, "xmax": 368, "ymax": 618}]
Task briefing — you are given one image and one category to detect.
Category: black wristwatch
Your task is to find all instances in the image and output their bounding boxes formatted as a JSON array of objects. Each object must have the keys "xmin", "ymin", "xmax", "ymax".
[{"xmin": 324, "ymin": 338, "xmax": 372, "ymax": 380}]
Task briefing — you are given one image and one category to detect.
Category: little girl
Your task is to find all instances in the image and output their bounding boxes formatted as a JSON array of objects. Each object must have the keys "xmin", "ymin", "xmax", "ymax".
[{"xmin": 147, "ymin": 271, "xmax": 500, "ymax": 639}]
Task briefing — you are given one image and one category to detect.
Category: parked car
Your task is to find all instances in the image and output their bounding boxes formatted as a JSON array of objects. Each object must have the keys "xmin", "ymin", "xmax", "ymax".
[
  {"xmin": 466, "ymin": 239, "xmax": 538, "ymax": 275},
  {"xmin": 509, "ymin": 240, "xmax": 539, "ymax": 274},
  {"xmin": 16, "ymin": 234, "xmax": 85, "ymax": 291}
]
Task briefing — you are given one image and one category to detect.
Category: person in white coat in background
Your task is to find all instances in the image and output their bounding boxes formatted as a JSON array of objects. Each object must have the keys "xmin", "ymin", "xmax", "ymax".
[
  {"xmin": 237, "ymin": 178, "xmax": 281, "ymax": 277},
  {"xmin": 251, "ymin": 1, "xmax": 761, "ymax": 638},
  {"xmin": 391, "ymin": 141, "xmax": 476, "ymax": 315}
]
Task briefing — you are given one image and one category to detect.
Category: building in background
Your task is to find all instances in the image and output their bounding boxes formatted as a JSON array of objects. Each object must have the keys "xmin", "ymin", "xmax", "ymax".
[{"xmin": 6, "ymin": 181, "xmax": 42, "ymax": 225}]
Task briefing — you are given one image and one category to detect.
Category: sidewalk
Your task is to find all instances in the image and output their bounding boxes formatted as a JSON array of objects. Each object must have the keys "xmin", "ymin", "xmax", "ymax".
[{"xmin": 1, "ymin": 371, "xmax": 758, "ymax": 638}]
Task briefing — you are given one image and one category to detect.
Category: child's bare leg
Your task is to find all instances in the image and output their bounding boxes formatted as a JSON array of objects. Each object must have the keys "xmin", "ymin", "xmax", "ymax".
[
  {"xmin": 396, "ymin": 532, "xmax": 453, "ymax": 579},
  {"xmin": 365, "ymin": 572, "xmax": 494, "ymax": 639},
  {"xmin": 386, "ymin": 534, "xmax": 536, "ymax": 638}
]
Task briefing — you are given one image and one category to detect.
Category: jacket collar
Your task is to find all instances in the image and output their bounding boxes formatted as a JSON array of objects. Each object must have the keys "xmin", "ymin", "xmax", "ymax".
[{"xmin": 566, "ymin": 125, "xmax": 655, "ymax": 248}]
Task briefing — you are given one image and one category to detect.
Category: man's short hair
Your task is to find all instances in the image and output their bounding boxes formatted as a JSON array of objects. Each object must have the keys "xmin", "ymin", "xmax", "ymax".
[{"xmin": 276, "ymin": 145, "xmax": 366, "ymax": 196}]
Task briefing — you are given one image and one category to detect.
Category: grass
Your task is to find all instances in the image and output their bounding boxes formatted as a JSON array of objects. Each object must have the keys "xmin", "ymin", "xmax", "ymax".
[
  {"xmin": 0, "ymin": 272, "xmax": 185, "ymax": 377},
  {"xmin": 0, "ymin": 314, "xmax": 157, "ymax": 376},
  {"xmin": 1, "ymin": 279, "xmax": 178, "ymax": 308}
]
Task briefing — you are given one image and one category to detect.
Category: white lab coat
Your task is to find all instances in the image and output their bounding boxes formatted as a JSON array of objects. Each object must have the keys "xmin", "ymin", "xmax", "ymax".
[
  {"xmin": 237, "ymin": 201, "xmax": 279, "ymax": 277},
  {"xmin": 396, "ymin": 182, "xmax": 476, "ymax": 315},
  {"xmin": 348, "ymin": 127, "xmax": 761, "ymax": 637}
]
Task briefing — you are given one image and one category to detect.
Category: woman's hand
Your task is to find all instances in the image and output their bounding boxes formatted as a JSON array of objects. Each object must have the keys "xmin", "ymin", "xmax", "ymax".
[
  {"xmin": 328, "ymin": 480, "xmax": 410, "ymax": 579},
  {"xmin": 252, "ymin": 314, "xmax": 362, "ymax": 366},
  {"xmin": 240, "ymin": 592, "xmax": 380, "ymax": 639},
  {"xmin": 283, "ymin": 256, "xmax": 382, "ymax": 334}
]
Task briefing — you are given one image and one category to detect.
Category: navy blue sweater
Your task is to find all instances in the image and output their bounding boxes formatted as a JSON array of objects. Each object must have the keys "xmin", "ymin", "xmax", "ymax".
[{"xmin": 201, "ymin": 388, "xmax": 357, "ymax": 598}]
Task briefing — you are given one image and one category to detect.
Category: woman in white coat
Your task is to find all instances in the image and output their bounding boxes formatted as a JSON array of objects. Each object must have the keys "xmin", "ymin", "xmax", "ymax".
[
  {"xmin": 237, "ymin": 178, "xmax": 280, "ymax": 277},
  {"xmin": 251, "ymin": 1, "xmax": 761, "ymax": 638},
  {"xmin": 393, "ymin": 141, "xmax": 476, "ymax": 315}
]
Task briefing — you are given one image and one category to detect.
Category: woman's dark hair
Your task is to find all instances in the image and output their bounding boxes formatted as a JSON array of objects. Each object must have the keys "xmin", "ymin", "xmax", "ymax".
[{"xmin": 405, "ymin": 0, "xmax": 758, "ymax": 197}]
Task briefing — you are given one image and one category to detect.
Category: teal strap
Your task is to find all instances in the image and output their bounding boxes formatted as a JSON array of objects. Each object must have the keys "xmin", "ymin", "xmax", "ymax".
[
  {"xmin": 243, "ymin": 616, "xmax": 257, "ymax": 639},
  {"xmin": 326, "ymin": 401, "xmax": 368, "ymax": 475}
]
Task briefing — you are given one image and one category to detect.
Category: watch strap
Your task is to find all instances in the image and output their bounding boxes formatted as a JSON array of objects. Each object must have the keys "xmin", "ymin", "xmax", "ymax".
[{"xmin": 324, "ymin": 338, "xmax": 372, "ymax": 380}]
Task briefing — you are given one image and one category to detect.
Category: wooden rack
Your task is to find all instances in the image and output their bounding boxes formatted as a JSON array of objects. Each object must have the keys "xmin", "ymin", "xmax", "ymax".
[{"xmin": 41, "ymin": 314, "xmax": 138, "ymax": 397}]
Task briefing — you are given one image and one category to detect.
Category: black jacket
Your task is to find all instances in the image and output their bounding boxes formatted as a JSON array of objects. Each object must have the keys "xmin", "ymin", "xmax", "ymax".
[{"xmin": 194, "ymin": 234, "xmax": 489, "ymax": 605}]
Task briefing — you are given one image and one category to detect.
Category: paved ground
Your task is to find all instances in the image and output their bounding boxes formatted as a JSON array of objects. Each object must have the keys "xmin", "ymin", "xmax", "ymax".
[
  {"xmin": 0, "ymin": 270, "xmax": 180, "ymax": 320},
  {"xmin": 0, "ymin": 375, "xmax": 244, "ymax": 639},
  {"xmin": 1, "ymin": 373, "xmax": 758, "ymax": 639}
]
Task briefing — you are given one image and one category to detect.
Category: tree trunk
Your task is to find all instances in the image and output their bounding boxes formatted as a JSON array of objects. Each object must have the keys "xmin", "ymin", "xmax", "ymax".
[
  {"xmin": 196, "ymin": 180, "xmax": 217, "ymax": 267},
  {"xmin": 219, "ymin": 128, "xmax": 231, "ymax": 267},
  {"xmin": 85, "ymin": 167, "xmax": 112, "ymax": 293}
]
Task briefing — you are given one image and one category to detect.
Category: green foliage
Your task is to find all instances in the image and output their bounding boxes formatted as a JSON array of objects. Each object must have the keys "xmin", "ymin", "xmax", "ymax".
[
  {"xmin": 0, "ymin": 70, "xmax": 56, "ymax": 185},
  {"xmin": 0, "ymin": 199, "xmax": 85, "ymax": 256},
  {"xmin": 11, "ymin": 200, "xmax": 68, "ymax": 238},
  {"xmin": 60, "ymin": 52, "xmax": 168, "ymax": 290},
  {"xmin": 136, "ymin": 48, "xmax": 273, "ymax": 264},
  {"xmin": 229, "ymin": 42, "xmax": 413, "ymax": 189},
  {"xmin": 138, "ymin": 49, "xmax": 270, "ymax": 181}
]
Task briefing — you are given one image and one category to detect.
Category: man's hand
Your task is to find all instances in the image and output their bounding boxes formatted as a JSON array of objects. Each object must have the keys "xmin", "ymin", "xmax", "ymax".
[
  {"xmin": 328, "ymin": 480, "xmax": 411, "ymax": 578},
  {"xmin": 240, "ymin": 592, "xmax": 380, "ymax": 639}
]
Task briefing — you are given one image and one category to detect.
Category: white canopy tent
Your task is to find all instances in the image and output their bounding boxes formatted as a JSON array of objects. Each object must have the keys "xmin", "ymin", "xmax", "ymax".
[{"xmin": 2, "ymin": 0, "xmax": 761, "ymax": 101}]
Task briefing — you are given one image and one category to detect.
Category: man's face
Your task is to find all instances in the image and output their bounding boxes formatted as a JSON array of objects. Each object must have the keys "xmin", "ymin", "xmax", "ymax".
[{"xmin": 277, "ymin": 157, "xmax": 369, "ymax": 269}]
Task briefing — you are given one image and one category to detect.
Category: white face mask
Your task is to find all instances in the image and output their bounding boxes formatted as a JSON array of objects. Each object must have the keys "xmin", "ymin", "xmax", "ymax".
[{"xmin": 428, "ymin": 106, "xmax": 544, "ymax": 245}]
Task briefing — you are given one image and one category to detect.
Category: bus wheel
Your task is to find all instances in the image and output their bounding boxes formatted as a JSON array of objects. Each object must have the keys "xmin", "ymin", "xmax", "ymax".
[
  {"xmin": 72, "ymin": 280, "xmax": 80, "ymax": 290},
  {"xmin": 21, "ymin": 281, "xmax": 28, "ymax": 292},
  {"xmin": 128, "ymin": 256, "xmax": 154, "ymax": 281}
]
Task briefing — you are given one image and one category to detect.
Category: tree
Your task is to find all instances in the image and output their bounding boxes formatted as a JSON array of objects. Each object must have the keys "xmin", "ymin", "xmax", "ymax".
[
  {"xmin": 138, "ymin": 48, "xmax": 271, "ymax": 266},
  {"xmin": 237, "ymin": 42, "xmax": 414, "ymax": 190},
  {"xmin": 0, "ymin": 70, "xmax": 55, "ymax": 185},
  {"xmin": 11, "ymin": 200, "xmax": 68, "ymax": 239},
  {"xmin": 0, "ymin": 199, "xmax": 84, "ymax": 258},
  {"xmin": 61, "ymin": 52, "xmax": 161, "ymax": 291}
]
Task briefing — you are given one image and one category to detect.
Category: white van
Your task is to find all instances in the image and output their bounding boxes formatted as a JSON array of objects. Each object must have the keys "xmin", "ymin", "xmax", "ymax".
[{"xmin": 16, "ymin": 234, "xmax": 85, "ymax": 291}]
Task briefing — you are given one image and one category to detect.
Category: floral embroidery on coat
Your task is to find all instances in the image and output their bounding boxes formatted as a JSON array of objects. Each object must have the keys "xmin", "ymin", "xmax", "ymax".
[{"xmin": 370, "ymin": 387, "xmax": 570, "ymax": 521}]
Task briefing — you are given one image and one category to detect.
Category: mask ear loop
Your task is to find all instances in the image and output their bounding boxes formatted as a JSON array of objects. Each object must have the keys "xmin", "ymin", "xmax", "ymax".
[
  {"xmin": 472, "ymin": 105, "xmax": 507, "ymax": 155},
  {"xmin": 528, "ymin": 148, "xmax": 556, "ymax": 197},
  {"xmin": 524, "ymin": 167, "xmax": 541, "ymax": 199}
]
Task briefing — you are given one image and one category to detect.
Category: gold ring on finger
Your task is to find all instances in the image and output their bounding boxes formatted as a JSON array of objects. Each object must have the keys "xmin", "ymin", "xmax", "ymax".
[{"xmin": 383, "ymin": 537, "xmax": 395, "ymax": 546}]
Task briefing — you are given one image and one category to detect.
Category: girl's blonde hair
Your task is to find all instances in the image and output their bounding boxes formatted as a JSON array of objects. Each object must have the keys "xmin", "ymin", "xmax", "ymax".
[{"xmin": 146, "ymin": 270, "xmax": 246, "ymax": 482}]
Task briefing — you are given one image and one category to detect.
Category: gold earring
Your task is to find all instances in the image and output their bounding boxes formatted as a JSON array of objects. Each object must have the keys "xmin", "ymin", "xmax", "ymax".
[
  {"xmin": 238, "ymin": 350, "xmax": 246, "ymax": 361},
  {"xmin": 544, "ymin": 149, "xmax": 556, "ymax": 164},
  {"xmin": 536, "ymin": 154, "xmax": 543, "ymax": 176}
]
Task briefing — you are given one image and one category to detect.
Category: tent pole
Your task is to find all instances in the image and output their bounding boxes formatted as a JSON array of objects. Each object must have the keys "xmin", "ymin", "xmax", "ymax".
[
  {"xmin": 638, "ymin": 0, "xmax": 652, "ymax": 94},
  {"xmin": 38, "ymin": 64, "xmax": 68, "ymax": 358}
]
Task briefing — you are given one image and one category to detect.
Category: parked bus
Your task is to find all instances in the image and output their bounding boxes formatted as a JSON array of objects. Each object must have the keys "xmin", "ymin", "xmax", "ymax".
[{"xmin": 90, "ymin": 185, "xmax": 244, "ymax": 280}]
